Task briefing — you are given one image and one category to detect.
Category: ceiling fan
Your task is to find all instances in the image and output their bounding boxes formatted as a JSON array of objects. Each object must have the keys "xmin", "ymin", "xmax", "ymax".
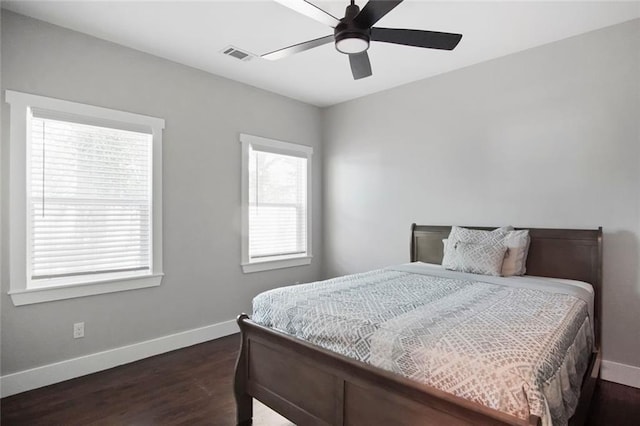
[{"xmin": 263, "ymin": 0, "xmax": 463, "ymax": 80}]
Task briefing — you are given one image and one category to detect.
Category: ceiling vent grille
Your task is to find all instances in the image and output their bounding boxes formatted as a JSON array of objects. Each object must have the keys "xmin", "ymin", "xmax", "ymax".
[{"xmin": 221, "ymin": 46, "xmax": 253, "ymax": 62}]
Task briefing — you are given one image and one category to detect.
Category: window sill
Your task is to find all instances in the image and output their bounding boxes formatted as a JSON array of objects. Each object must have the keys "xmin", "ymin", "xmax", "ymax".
[
  {"xmin": 241, "ymin": 256, "xmax": 312, "ymax": 273},
  {"xmin": 9, "ymin": 273, "xmax": 164, "ymax": 306}
]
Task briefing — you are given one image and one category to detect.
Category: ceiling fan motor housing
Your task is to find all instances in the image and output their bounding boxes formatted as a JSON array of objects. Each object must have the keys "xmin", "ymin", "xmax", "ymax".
[{"xmin": 334, "ymin": 3, "xmax": 371, "ymax": 54}]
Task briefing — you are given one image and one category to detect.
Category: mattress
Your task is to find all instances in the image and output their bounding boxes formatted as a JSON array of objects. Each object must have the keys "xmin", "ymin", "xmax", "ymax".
[{"xmin": 252, "ymin": 262, "xmax": 593, "ymax": 426}]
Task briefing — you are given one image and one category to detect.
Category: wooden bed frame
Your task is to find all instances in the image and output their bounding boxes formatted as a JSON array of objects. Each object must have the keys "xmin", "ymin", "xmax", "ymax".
[{"xmin": 235, "ymin": 225, "xmax": 602, "ymax": 426}]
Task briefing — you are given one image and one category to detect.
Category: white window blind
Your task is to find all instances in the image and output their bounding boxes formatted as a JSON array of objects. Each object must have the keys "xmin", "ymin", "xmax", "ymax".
[
  {"xmin": 29, "ymin": 115, "xmax": 152, "ymax": 282},
  {"xmin": 248, "ymin": 146, "xmax": 307, "ymax": 260}
]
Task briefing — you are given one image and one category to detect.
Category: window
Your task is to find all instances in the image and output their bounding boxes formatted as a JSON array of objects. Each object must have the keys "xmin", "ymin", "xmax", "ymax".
[
  {"xmin": 6, "ymin": 91, "xmax": 164, "ymax": 305},
  {"xmin": 240, "ymin": 134, "xmax": 312, "ymax": 273}
]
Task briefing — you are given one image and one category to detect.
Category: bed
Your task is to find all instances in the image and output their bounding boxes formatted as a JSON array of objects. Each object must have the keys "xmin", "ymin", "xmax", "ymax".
[{"xmin": 234, "ymin": 225, "xmax": 602, "ymax": 426}]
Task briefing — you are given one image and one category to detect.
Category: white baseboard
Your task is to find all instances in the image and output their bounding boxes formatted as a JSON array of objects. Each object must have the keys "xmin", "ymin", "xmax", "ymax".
[
  {"xmin": 601, "ymin": 360, "xmax": 640, "ymax": 389},
  {"xmin": 0, "ymin": 319, "xmax": 239, "ymax": 398}
]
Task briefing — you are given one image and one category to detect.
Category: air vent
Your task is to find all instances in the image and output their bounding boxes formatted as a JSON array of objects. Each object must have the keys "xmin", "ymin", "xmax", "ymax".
[{"xmin": 221, "ymin": 46, "xmax": 254, "ymax": 62}]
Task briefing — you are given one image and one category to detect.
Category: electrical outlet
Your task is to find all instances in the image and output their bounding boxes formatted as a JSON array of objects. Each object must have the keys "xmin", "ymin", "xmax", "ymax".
[{"xmin": 73, "ymin": 322, "xmax": 85, "ymax": 339}]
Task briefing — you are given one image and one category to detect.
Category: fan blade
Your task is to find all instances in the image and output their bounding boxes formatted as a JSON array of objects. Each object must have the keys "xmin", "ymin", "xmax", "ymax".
[
  {"xmin": 262, "ymin": 35, "xmax": 334, "ymax": 60},
  {"xmin": 349, "ymin": 52, "xmax": 372, "ymax": 80},
  {"xmin": 354, "ymin": 0, "xmax": 403, "ymax": 28},
  {"xmin": 371, "ymin": 27, "xmax": 462, "ymax": 50},
  {"xmin": 274, "ymin": 0, "xmax": 340, "ymax": 28}
]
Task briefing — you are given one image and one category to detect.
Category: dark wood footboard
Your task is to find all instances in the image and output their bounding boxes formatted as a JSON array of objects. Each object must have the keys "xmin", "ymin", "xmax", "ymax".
[{"xmin": 234, "ymin": 314, "xmax": 543, "ymax": 426}]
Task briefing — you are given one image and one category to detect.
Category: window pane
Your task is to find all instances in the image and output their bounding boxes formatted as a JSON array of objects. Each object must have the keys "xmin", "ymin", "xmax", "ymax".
[
  {"xmin": 30, "ymin": 117, "xmax": 152, "ymax": 280},
  {"xmin": 248, "ymin": 147, "xmax": 307, "ymax": 259}
]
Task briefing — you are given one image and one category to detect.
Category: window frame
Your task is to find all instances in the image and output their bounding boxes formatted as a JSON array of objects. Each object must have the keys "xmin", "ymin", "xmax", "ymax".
[
  {"xmin": 6, "ymin": 90, "xmax": 165, "ymax": 306},
  {"xmin": 239, "ymin": 133, "xmax": 313, "ymax": 273}
]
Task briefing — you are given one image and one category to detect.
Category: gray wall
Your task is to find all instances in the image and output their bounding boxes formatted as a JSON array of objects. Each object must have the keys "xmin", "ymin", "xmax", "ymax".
[
  {"xmin": 0, "ymin": 12, "xmax": 323, "ymax": 374},
  {"xmin": 323, "ymin": 19, "xmax": 640, "ymax": 368},
  {"xmin": 2, "ymin": 10, "xmax": 640, "ymax": 376}
]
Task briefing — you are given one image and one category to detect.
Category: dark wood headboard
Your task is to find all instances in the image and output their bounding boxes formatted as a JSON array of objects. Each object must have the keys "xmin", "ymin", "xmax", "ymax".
[{"xmin": 410, "ymin": 224, "xmax": 603, "ymax": 347}]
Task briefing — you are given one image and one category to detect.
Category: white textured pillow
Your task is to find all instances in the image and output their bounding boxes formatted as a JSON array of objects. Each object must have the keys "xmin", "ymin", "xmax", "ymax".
[
  {"xmin": 442, "ymin": 226, "xmax": 510, "ymax": 275},
  {"xmin": 501, "ymin": 230, "xmax": 531, "ymax": 276},
  {"xmin": 444, "ymin": 241, "xmax": 508, "ymax": 276}
]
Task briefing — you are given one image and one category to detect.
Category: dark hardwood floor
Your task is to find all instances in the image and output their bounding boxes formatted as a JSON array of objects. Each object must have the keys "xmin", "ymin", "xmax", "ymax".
[{"xmin": 1, "ymin": 334, "xmax": 639, "ymax": 425}]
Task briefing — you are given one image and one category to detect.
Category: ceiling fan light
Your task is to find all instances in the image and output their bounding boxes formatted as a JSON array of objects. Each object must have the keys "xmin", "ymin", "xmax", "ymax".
[{"xmin": 335, "ymin": 36, "xmax": 369, "ymax": 54}]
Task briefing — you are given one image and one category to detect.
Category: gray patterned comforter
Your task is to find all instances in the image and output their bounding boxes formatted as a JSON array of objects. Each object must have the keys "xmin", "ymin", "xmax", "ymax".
[{"xmin": 252, "ymin": 263, "xmax": 593, "ymax": 425}]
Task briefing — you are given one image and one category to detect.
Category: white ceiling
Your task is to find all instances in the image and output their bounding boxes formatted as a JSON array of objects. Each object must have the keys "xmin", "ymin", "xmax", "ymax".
[{"xmin": 3, "ymin": 1, "xmax": 639, "ymax": 107}]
